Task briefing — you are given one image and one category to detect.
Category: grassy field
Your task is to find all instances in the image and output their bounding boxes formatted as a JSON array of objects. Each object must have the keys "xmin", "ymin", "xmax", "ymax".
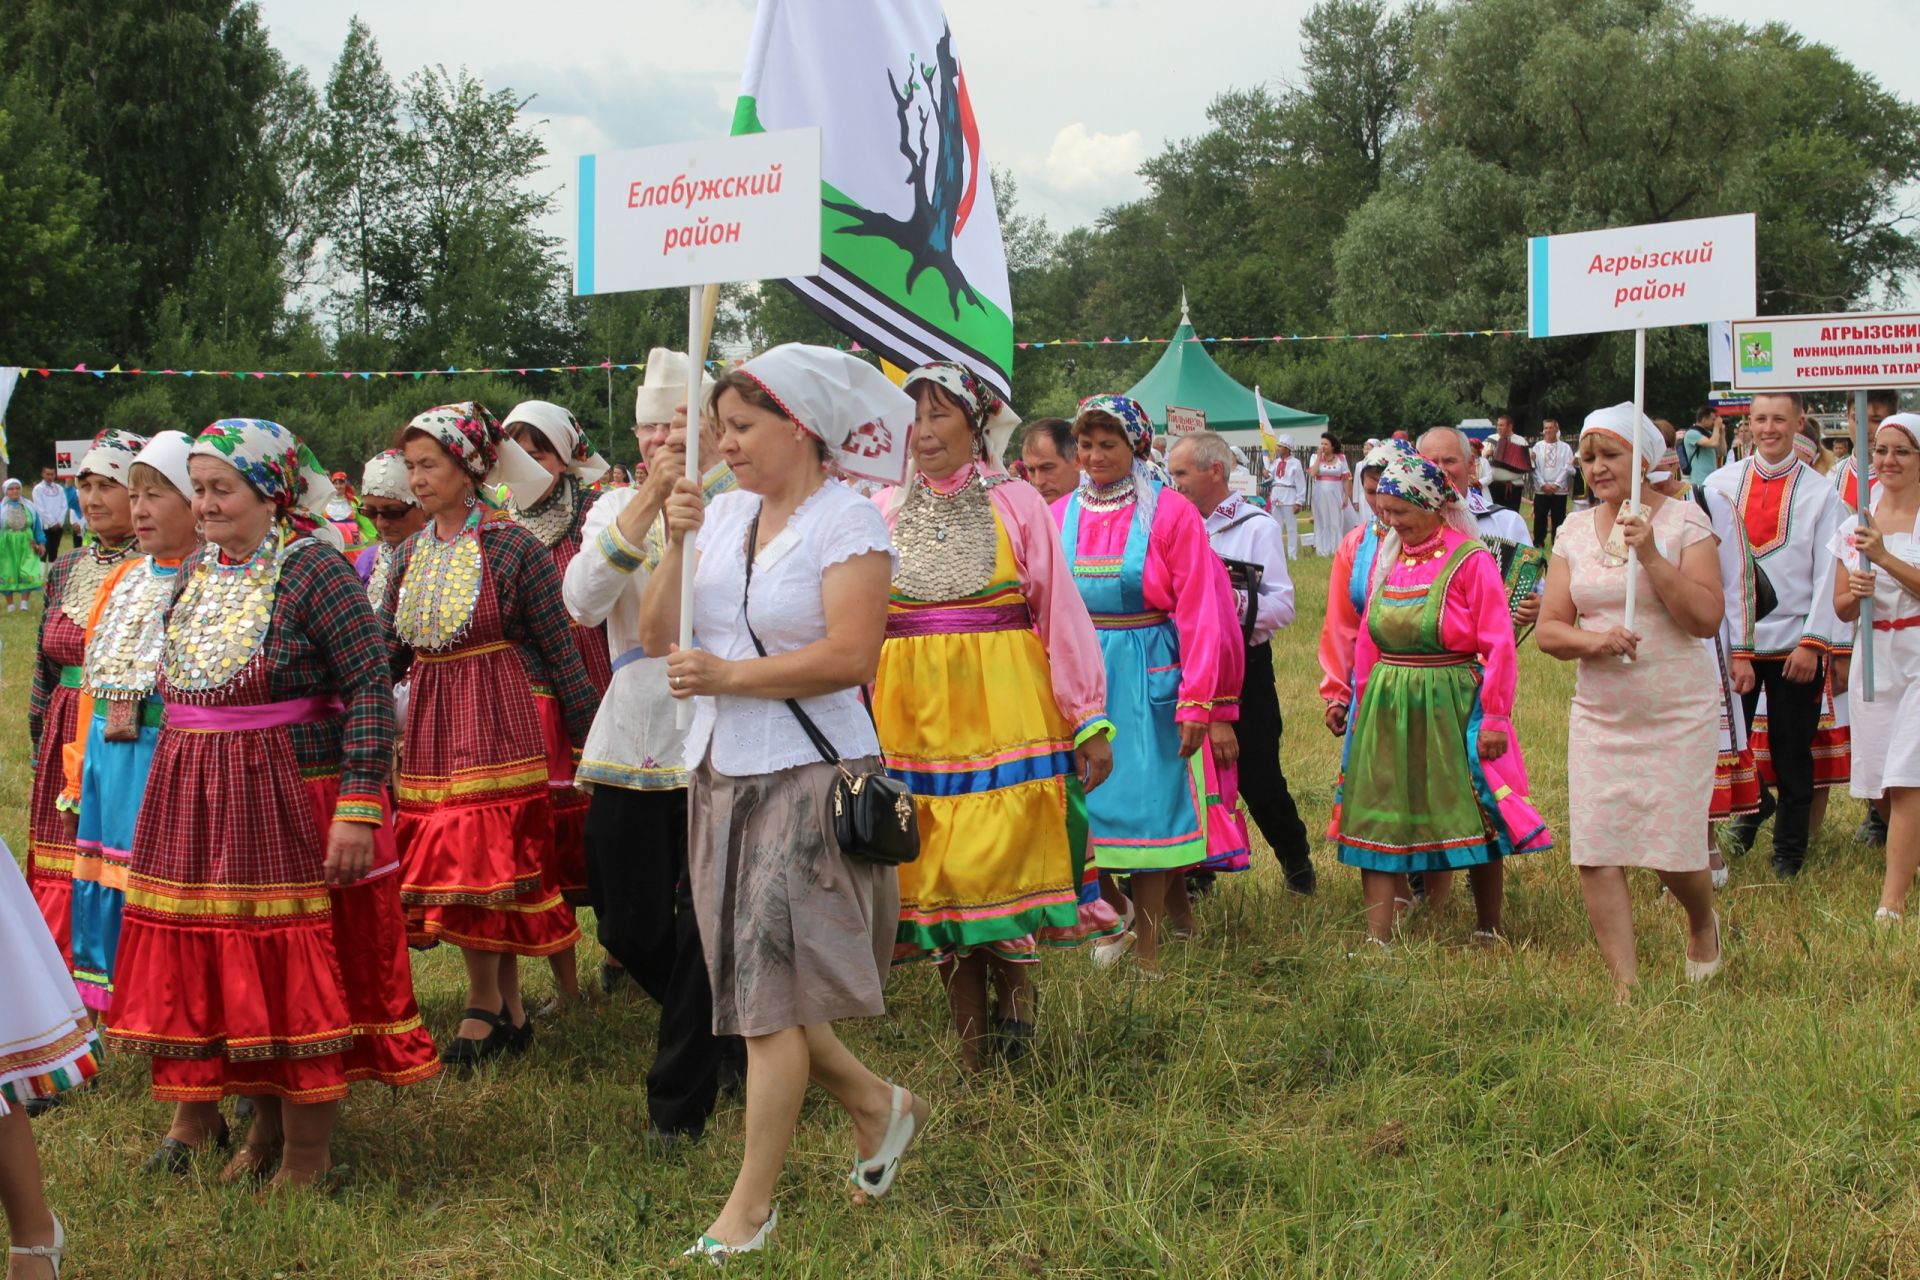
[{"xmin": 7, "ymin": 552, "xmax": 1918, "ymax": 1279}]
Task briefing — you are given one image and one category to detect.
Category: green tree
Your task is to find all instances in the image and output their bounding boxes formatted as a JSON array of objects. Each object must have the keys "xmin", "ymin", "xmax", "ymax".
[
  {"xmin": 1332, "ymin": 0, "xmax": 1920, "ymax": 423},
  {"xmin": 0, "ymin": 0, "xmax": 292, "ymax": 352},
  {"xmin": 314, "ymin": 17, "xmax": 405, "ymax": 340}
]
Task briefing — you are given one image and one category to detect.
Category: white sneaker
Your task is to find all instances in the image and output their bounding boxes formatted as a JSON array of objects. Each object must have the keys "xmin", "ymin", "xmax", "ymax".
[{"xmin": 1875, "ymin": 907, "xmax": 1902, "ymax": 927}]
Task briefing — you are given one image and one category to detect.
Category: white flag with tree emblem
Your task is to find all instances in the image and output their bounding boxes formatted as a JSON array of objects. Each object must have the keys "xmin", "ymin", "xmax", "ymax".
[{"xmin": 733, "ymin": 0, "xmax": 1015, "ymax": 395}]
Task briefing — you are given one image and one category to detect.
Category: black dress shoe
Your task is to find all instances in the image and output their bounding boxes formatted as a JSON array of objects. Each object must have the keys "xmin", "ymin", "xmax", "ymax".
[
  {"xmin": 1771, "ymin": 853, "xmax": 1804, "ymax": 880},
  {"xmin": 1281, "ymin": 855, "xmax": 1318, "ymax": 896},
  {"xmin": 439, "ymin": 1006, "xmax": 514, "ymax": 1069},
  {"xmin": 506, "ymin": 1011, "xmax": 535, "ymax": 1056},
  {"xmin": 598, "ymin": 961, "xmax": 629, "ymax": 995},
  {"xmin": 1731, "ymin": 792, "xmax": 1777, "ymax": 852}
]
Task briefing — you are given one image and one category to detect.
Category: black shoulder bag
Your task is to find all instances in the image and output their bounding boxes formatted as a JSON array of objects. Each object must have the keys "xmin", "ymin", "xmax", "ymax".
[{"xmin": 740, "ymin": 510, "xmax": 920, "ymax": 866}]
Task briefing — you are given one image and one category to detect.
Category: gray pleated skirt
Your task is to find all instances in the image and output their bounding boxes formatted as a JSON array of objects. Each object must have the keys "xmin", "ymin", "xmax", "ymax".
[{"xmin": 688, "ymin": 757, "xmax": 898, "ymax": 1037}]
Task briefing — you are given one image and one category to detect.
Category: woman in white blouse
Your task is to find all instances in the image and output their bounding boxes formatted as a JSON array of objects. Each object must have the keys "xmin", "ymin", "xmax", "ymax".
[{"xmin": 640, "ymin": 345, "xmax": 930, "ymax": 1264}]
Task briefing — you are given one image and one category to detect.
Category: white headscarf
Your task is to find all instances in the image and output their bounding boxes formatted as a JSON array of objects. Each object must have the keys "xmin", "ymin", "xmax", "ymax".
[
  {"xmin": 732, "ymin": 344, "xmax": 916, "ymax": 487},
  {"xmin": 501, "ymin": 400, "xmax": 610, "ymax": 491},
  {"xmin": 361, "ymin": 449, "xmax": 415, "ymax": 506},
  {"xmin": 132, "ymin": 430, "xmax": 195, "ymax": 499},
  {"xmin": 1580, "ymin": 402, "xmax": 1664, "ymax": 471},
  {"xmin": 1880, "ymin": 412, "xmax": 1920, "ymax": 451}
]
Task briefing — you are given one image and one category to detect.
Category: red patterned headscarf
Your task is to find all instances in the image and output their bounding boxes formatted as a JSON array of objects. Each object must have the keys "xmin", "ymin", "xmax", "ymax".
[{"xmin": 404, "ymin": 402, "xmax": 503, "ymax": 483}]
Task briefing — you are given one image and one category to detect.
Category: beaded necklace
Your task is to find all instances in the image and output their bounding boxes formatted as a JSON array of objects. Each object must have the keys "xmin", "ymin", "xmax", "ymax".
[
  {"xmin": 164, "ymin": 534, "xmax": 281, "ymax": 695},
  {"xmin": 394, "ymin": 506, "xmax": 484, "ymax": 651},
  {"xmin": 518, "ymin": 478, "xmax": 576, "ymax": 548},
  {"xmin": 1398, "ymin": 529, "xmax": 1448, "ymax": 567},
  {"xmin": 1077, "ymin": 476, "xmax": 1136, "ymax": 513}
]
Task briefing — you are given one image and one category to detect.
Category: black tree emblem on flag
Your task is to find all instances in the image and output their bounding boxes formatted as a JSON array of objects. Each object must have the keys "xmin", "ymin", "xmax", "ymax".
[{"xmin": 824, "ymin": 24, "xmax": 982, "ymax": 320}]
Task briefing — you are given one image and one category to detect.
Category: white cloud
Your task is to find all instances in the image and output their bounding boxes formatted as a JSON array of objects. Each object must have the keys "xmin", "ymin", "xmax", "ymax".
[{"xmin": 1041, "ymin": 122, "xmax": 1146, "ymax": 192}]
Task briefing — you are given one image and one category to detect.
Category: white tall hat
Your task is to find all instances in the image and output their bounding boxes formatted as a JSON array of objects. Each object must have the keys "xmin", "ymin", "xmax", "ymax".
[{"xmin": 635, "ymin": 348, "xmax": 715, "ymax": 426}]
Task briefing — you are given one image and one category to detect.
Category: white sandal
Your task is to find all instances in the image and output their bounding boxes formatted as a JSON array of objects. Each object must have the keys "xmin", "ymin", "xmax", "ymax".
[
  {"xmin": 9, "ymin": 1214, "xmax": 64, "ymax": 1279},
  {"xmin": 849, "ymin": 1085, "xmax": 930, "ymax": 1204},
  {"xmin": 681, "ymin": 1205, "xmax": 776, "ymax": 1265}
]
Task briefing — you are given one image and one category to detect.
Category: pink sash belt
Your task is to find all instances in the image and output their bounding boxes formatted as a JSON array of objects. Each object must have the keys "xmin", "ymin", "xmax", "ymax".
[{"xmin": 167, "ymin": 694, "xmax": 344, "ymax": 732}]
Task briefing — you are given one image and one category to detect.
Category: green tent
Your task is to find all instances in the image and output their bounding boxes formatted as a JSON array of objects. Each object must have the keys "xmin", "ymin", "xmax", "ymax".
[{"xmin": 1123, "ymin": 298, "xmax": 1328, "ymax": 447}]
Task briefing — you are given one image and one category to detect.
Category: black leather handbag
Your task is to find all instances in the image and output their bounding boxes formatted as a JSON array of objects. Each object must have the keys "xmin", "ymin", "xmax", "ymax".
[{"xmin": 740, "ymin": 511, "xmax": 920, "ymax": 866}]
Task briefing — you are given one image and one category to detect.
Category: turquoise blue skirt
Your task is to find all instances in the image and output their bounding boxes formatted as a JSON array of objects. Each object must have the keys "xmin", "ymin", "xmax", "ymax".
[{"xmin": 72, "ymin": 699, "xmax": 161, "ymax": 1011}]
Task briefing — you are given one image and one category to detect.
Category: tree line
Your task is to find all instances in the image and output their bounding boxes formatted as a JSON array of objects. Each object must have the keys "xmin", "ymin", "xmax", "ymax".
[{"xmin": 1, "ymin": 0, "xmax": 1914, "ymax": 474}]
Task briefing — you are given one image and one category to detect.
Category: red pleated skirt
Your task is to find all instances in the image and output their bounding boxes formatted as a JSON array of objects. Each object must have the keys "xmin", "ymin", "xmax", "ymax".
[
  {"xmin": 396, "ymin": 644, "xmax": 578, "ymax": 955},
  {"xmin": 537, "ymin": 691, "xmax": 590, "ymax": 904},
  {"xmin": 108, "ymin": 750, "xmax": 440, "ymax": 1103},
  {"xmin": 29, "ymin": 684, "xmax": 80, "ymax": 967}
]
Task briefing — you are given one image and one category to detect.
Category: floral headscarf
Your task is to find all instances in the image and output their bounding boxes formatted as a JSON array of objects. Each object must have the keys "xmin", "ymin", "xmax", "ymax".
[
  {"xmin": 405, "ymin": 402, "xmax": 503, "ymax": 484},
  {"xmin": 1075, "ymin": 394, "xmax": 1162, "ymax": 529},
  {"xmin": 1361, "ymin": 438, "xmax": 1414, "ymax": 475},
  {"xmin": 1375, "ymin": 450, "xmax": 1456, "ymax": 511},
  {"xmin": 1076, "ymin": 394, "xmax": 1155, "ymax": 456},
  {"xmin": 78, "ymin": 428, "xmax": 150, "ymax": 486},
  {"xmin": 189, "ymin": 419, "xmax": 334, "ymax": 537},
  {"xmin": 903, "ymin": 362, "xmax": 1022, "ymax": 469}
]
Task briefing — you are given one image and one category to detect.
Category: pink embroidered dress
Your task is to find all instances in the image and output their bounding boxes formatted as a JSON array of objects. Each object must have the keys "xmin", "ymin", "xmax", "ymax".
[
  {"xmin": 1332, "ymin": 527, "xmax": 1551, "ymax": 870},
  {"xmin": 1056, "ymin": 479, "xmax": 1247, "ymax": 874}
]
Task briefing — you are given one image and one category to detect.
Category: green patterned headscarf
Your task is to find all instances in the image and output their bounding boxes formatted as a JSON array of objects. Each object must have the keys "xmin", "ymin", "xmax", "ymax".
[{"xmin": 189, "ymin": 419, "xmax": 333, "ymax": 536}]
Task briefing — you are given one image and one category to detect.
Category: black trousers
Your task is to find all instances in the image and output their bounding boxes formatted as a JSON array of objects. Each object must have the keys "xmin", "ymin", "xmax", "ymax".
[
  {"xmin": 41, "ymin": 525, "xmax": 64, "ymax": 563},
  {"xmin": 1532, "ymin": 493, "xmax": 1568, "ymax": 546},
  {"xmin": 584, "ymin": 784, "xmax": 741, "ymax": 1136},
  {"xmin": 1488, "ymin": 480, "xmax": 1525, "ymax": 511},
  {"xmin": 1739, "ymin": 655, "xmax": 1825, "ymax": 868},
  {"xmin": 1236, "ymin": 641, "xmax": 1311, "ymax": 867}
]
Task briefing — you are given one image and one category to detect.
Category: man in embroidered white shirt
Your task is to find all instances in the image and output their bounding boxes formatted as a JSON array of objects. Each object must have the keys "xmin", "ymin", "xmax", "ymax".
[
  {"xmin": 30, "ymin": 466, "xmax": 69, "ymax": 564},
  {"xmin": 1529, "ymin": 419, "xmax": 1574, "ymax": 546},
  {"xmin": 1167, "ymin": 432, "xmax": 1314, "ymax": 893},
  {"xmin": 1705, "ymin": 390, "xmax": 1852, "ymax": 879}
]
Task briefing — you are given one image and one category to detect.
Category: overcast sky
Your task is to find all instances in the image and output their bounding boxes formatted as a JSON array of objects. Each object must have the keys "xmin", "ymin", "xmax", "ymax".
[{"xmin": 257, "ymin": 0, "xmax": 1918, "ymax": 245}]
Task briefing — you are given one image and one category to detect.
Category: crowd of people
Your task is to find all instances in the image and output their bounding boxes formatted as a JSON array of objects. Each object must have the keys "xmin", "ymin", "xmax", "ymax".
[{"xmin": 1, "ymin": 344, "xmax": 1914, "ymax": 1268}]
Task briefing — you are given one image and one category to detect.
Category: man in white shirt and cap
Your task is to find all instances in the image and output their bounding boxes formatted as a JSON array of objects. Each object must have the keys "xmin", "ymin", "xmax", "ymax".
[
  {"xmin": 1418, "ymin": 424, "xmax": 1541, "ymax": 629},
  {"xmin": 562, "ymin": 349, "xmax": 742, "ymax": 1140},
  {"xmin": 1705, "ymin": 390, "xmax": 1852, "ymax": 879},
  {"xmin": 1269, "ymin": 442, "xmax": 1307, "ymax": 560},
  {"xmin": 1166, "ymin": 431, "xmax": 1314, "ymax": 892},
  {"xmin": 1529, "ymin": 418, "xmax": 1574, "ymax": 546}
]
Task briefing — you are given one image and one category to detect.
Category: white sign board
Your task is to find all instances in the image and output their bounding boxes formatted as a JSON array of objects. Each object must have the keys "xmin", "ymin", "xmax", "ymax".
[
  {"xmin": 1165, "ymin": 405, "xmax": 1207, "ymax": 438},
  {"xmin": 54, "ymin": 439, "xmax": 91, "ymax": 478},
  {"xmin": 1527, "ymin": 213, "xmax": 1756, "ymax": 338},
  {"xmin": 1728, "ymin": 312, "xmax": 1920, "ymax": 392},
  {"xmin": 575, "ymin": 128, "xmax": 822, "ymax": 295}
]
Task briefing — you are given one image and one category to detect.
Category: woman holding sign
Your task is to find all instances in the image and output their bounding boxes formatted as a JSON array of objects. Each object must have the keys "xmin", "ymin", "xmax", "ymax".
[
  {"xmin": 1536, "ymin": 405, "xmax": 1726, "ymax": 995},
  {"xmin": 1831, "ymin": 413, "xmax": 1920, "ymax": 922},
  {"xmin": 640, "ymin": 345, "xmax": 928, "ymax": 1263}
]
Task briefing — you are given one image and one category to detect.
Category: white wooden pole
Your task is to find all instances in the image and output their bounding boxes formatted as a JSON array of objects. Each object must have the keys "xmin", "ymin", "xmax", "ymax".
[
  {"xmin": 675, "ymin": 283, "xmax": 716, "ymax": 730},
  {"xmin": 1621, "ymin": 327, "xmax": 1648, "ymax": 657},
  {"xmin": 1856, "ymin": 388, "xmax": 1875, "ymax": 702}
]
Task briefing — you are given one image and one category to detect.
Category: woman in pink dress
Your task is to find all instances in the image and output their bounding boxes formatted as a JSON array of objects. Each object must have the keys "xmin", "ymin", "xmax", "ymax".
[
  {"xmin": 1055, "ymin": 395, "xmax": 1244, "ymax": 970},
  {"xmin": 1536, "ymin": 405, "xmax": 1727, "ymax": 996},
  {"xmin": 1331, "ymin": 450, "xmax": 1551, "ymax": 946}
]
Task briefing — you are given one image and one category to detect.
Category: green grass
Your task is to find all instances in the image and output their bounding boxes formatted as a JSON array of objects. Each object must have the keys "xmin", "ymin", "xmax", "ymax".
[{"xmin": 8, "ymin": 558, "xmax": 1919, "ymax": 1279}]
